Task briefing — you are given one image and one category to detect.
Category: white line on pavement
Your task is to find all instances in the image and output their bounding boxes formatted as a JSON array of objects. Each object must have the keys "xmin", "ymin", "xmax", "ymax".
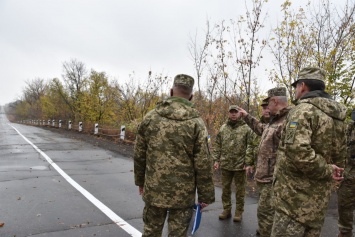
[{"xmin": 11, "ymin": 125, "xmax": 142, "ymax": 237}]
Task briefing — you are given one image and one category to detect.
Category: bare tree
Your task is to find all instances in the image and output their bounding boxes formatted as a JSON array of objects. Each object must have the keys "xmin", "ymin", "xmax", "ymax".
[
  {"xmin": 23, "ymin": 78, "xmax": 46, "ymax": 105},
  {"xmin": 208, "ymin": 0, "xmax": 268, "ymax": 111},
  {"xmin": 268, "ymin": 0, "xmax": 314, "ymax": 101},
  {"xmin": 62, "ymin": 59, "xmax": 88, "ymax": 100},
  {"xmin": 22, "ymin": 78, "xmax": 47, "ymax": 118},
  {"xmin": 62, "ymin": 59, "xmax": 88, "ymax": 120},
  {"xmin": 188, "ymin": 20, "xmax": 212, "ymax": 97},
  {"xmin": 231, "ymin": 0, "xmax": 268, "ymax": 111}
]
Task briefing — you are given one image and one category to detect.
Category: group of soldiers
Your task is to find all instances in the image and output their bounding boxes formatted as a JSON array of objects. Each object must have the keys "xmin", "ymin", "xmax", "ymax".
[{"xmin": 134, "ymin": 67, "xmax": 355, "ymax": 237}]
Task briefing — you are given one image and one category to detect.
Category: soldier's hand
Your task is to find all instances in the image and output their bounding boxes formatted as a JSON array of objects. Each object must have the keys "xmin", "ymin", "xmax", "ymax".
[
  {"xmin": 245, "ymin": 166, "xmax": 254, "ymax": 174},
  {"xmin": 213, "ymin": 162, "xmax": 219, "ymax": 170},
  {"xmin": 199, "ymin": 202, "xmax": 208, "ymax": 210},
  {"xmin": 138, "ymin": 186, "xmax": 144, "ymax": 195},
  {"xmin": 331, "ymin": 165, "xmax": 344, "ymax": 181},
  {"xmin": 237, "ymin": 106, "xmax": 248, "ymax": 118}
]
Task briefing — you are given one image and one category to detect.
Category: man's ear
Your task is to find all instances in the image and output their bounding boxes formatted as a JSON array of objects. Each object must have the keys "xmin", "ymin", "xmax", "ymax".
[
  {"xmin": 300, "ymin": 82, "xmax": 307, "ymax": 92},
  {"xmin": 170, "ymin": 88, "xmax": 173, "ymax": 97},
  {"xmin": 189, "ymin": 94, "xmax": 193, "ymax": 101}
]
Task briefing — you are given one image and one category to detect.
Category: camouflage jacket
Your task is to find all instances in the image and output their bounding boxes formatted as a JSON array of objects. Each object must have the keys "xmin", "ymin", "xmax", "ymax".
[
  {"xmin": 134, "ymin": 96, "xmax": 215, "ymax": 208},
  {"xmin": 250, "ymin": 116, "xmax": 270, "ymax": 165},
  {"xmin": 273, "ymin": 90, "xmax": 347, "ymax": 228},
  {"xmin": 243, "ymin": 106, "xmax": 292, "ymax": 183},
  {"xmin": 212, "ymin": 119, "xmax": 255, "ymax": 171},
  {"xmin": 345, "ymin": 122, "xmax": 355, "ymax": 173}
]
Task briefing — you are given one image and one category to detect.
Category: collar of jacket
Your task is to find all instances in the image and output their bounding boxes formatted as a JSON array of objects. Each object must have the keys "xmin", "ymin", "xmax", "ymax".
[
  {"xmin": 227, "ymin": 118, "xmax": 245, "ymax": 128},
  {"xmin": 165, "ymin": 96, "xmax": 194, "ymax": 107},
  {"xmin": 292, "ymin": 90, "xmax": 332, "ymax": 105}
]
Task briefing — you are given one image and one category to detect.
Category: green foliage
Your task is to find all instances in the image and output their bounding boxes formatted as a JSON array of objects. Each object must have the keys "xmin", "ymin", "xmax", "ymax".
[{"xmin": 269, "ymin": 0, "xmax": 355, "ymax": 108}]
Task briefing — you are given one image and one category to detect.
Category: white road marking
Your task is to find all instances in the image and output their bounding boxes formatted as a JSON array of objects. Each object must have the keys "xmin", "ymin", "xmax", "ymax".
[{"xmin": 11, "ymin": 125, "xmax": 142, "ymax": 237}]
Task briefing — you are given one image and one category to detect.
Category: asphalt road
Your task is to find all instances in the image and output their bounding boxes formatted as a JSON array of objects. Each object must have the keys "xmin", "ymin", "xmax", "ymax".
[{"xmin": 0, "ymin": 109, "xmax": 346, "ymax": 237}]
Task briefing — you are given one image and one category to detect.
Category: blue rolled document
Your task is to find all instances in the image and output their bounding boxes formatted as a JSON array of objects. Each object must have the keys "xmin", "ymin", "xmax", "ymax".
[{"xmin": 191, "ymin": 203, "xmax": 202, "ymax": 235}]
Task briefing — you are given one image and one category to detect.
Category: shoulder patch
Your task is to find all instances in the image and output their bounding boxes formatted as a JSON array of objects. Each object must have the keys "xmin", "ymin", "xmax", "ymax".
[
  {"xmin": 289, "ymin": 121, "xmax": 298, "ymax": 128},
  {"xmin": 285, "ymin": 121, "xmax": 298, "ymax": 144}
]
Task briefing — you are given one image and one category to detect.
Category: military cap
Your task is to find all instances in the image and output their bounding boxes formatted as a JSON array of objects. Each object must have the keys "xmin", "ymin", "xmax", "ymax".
[
  {"xmin": 173, "ymin": 74, "xmax": 194, "ymax": 89},
  {"xmin": 291, "ymin": 67, "xmax": 326, "ymax": 87},
  {"xmin": 229, "ymin": 105, "xmax": 238, "ymax": 111},
  {"xmin": 263, "ymin": 87, "xmax": 287, "ymax": 102},
  {"xmin": 260, "ymin": 99, "xmax": 268, "ymax": 106}
]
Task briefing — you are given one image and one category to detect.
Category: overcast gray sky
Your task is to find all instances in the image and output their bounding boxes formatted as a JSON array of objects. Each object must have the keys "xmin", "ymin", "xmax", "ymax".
[{"xmin": 0, "ymin": 0, "xmax": 341, "ymax": 105}]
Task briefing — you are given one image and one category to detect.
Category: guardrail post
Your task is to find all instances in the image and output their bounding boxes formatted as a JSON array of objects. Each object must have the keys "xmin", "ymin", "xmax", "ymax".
[
  {"xmin": 59, "ymin": 120, "xmax": 62, "ymax": 128},
  {"xmin": 52, "ymin": 120, "xmax": 55, "ymax": 127},
  {"xmin": 94, "ymin": 123, "xmax": 99, "ymax": 135},
  {"xmin": 120, "ymin": 125, "xmax": 125, "ymax": 140},
  {"xmin": 68, "ymin": 120, "xmax": 72, "ymax": 130},
  {"xmin": 79, "ymin": 122, "xmax": 83, "ymax": 132}
]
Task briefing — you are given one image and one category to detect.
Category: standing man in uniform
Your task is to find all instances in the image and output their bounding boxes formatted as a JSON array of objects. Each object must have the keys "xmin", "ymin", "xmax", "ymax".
[
  {"xmin": 134, "ymin": 74, "xmax": 215, "ymax": 237},
  {"xmin": 271, "ymin": 67, "xmax": 347, "ymax": 237},
  {"xmin": 248, "ymin": 100, "xmax": 270, "ymax": 188},
  {"xmin": 213, "ymin": 105, "xmax": 255, "ymax": 222},
  {"xmin": 337, "ymin": 108, "xmax": 355, "ymax": 237},
  {"xmin": 238, "ymin": 87, "xmax": 291, "ymax": 237}
]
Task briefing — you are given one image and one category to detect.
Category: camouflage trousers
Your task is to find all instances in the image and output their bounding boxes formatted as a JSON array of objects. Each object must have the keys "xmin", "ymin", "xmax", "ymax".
[
  {"xmin": 257, "ymin": 182, "xmax": 274, "ymax": 237},
  {"xmin": 221, "ymin": 169, "xmax": 246, "ymax": 215},
  {"xmin": 142, "ymin": 204, "xmax": 193, "ymax": 237},
  {"xmin": 271, "ymin": 210, "xmax": 321, "ymax": 237},
  {"xmin": 338, "ymin": 166, "xmax": 355, "ymax": 235}
]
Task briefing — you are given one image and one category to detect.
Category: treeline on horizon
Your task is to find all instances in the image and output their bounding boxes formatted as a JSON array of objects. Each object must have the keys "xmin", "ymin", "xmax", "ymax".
[{"xmin": 5, "ymin": 0, "xmax": 355, "ymax": 138}]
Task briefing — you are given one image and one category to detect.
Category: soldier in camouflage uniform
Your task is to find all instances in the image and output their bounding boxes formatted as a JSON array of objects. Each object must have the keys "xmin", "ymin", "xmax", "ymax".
[
  {"xmin": 252, "ymin": 100, "xmax": 270, "ymax": 169},
  {"xmin": 337, "ymin": 109, "xmax": 355, "ymax": 237},
  {"xmin": 251, "ymin": 99, "xmax": 270, "ymax": 187},
  {"xmin": 213, "ymin": 105, "xmax": 255, "ymax": 222},
  {"xmin": 271, "ymin": 67, "xmax": 347, "ymax": 237},
  {"xmin": 134, "ymin": 74, "xmax": 215, "ymax": 237},
  {"xmin": 255, "ymin": 100, "xmax": 270, "ymax": 236},
  {"xmin": 238, "ymin": 87, "xmax": 291, "ymax": 237}
]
